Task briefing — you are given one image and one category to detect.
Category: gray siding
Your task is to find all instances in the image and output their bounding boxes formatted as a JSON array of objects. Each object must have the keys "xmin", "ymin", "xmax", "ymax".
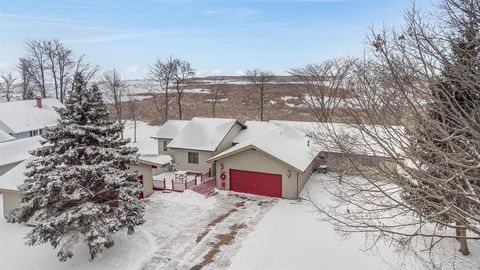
[
  {"xmin": 173, "ymin": 122, "xmax": 243, "ymax": 173},
  {"xmin": 325, "ymin": 152, "xmax": 396, "ymax": 180},
  {"xmin": 215, "ymin": 149, "xmax": 311, "ymax": 199},
  {"xmin": 216, "ymin": 124, "xmax": 242, "ymax": 153},
  {"xmin": 174, "ymin": 150, "xmax": 214, "ymax": 173},
  {"xmin": 297, "ymin": 162, "xmax": 313, "ymax": 197},
  {"xmin": 2, "ymin": 191, "xmax": 22, "ymax": 220},
  {"xmin": 157, "ymin": 139, "xmax": 175, "ymax": 158}
]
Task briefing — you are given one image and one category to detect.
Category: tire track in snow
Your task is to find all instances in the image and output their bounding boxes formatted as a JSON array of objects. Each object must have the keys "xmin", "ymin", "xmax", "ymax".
[{"xmin": 141, "ymin": 193, "xmax": 277, "ymax": 270}]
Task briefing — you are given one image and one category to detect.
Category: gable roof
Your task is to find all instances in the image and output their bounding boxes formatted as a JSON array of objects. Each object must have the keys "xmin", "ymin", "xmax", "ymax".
[
  {"xmin": 152, "ymin": 120, "xmax": 189, "ymax": 140},
  {"xmin": 167, "ymin": 117, "xmax": 246, "ymax": 152},
  {"xmin": 0, "ymin": 136, "xmax": 42, "ymax": 167},
  {"xmin": 0, "ymin": 158, "xmax": 29, "ymax": 192},
  {"xmin": 209, "ymin": 124, "xmax": 320, "ymax": 172},
  {"xmin": 0, "ymin": 99, "xmax": 62, "ymax": 134},
  {"xmin": 0, "ymin": 129, "xmax": 14, "ymax": 143}
]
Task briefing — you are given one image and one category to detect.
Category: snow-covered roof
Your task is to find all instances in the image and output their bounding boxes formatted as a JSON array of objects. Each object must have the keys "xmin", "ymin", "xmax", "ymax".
[
  {"xmin": 209, "ymin": 124, "xmax": 320, "ymax": 172},
  {"xmin": 152, "ymin": 120, "xmax": 189, "ymax": 140},
  {"xmin": 138, "ymin": 154, "xmax": 172, "ymax": 166},
  {"xmin": 0, "ymin": 158, "xmax": 29, "ymax": 192},
  {"xmin": 167, "ymin": 117, "xmax": 246, "ymax": 152},
  {"xmin": 233, "ymin": 121, "xmax": 270, "ymax": 144},
  {"xmin": 0, "ymin": 136, "xmax": 42, "ymax": 167},
  {"xmin": 0, "ymin": 99, "xmax": 62, "ymax": 134},
  {"xmin": 271, "ymin": 120, "xmax": 404, "ymax": 157},
  {"xmin": 0, "ymin": 129, "xmax": 14, "ymax": 143}
]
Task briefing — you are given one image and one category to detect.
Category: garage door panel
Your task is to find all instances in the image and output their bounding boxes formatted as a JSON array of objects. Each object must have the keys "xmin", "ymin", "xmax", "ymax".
[{"xmin": 229, "ymin": 169, "xmax": 282, "ymax": 197}]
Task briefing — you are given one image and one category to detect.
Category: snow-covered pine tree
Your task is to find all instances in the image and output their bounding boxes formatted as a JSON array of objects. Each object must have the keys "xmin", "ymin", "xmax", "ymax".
[{"xmin": 8, "ymin": 73, "xmax": 145, "ymax": 261}]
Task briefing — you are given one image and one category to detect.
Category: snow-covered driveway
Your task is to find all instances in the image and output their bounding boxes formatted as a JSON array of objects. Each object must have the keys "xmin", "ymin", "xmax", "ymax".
[{"xmin": 140, "ymin": 192, "xmax": 277, "ymax": 270}]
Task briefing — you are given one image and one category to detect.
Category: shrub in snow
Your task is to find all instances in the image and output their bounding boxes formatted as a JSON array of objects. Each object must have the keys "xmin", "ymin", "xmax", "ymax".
[{"xmin": 8, "ymin": 73, "xmax": 145, "ymax": 261}]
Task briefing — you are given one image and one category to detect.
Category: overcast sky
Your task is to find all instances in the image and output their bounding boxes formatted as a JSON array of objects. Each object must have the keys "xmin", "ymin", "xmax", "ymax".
[{"xmin": 0, "ymin": 0, "xmax": 433, "ymax": 79}]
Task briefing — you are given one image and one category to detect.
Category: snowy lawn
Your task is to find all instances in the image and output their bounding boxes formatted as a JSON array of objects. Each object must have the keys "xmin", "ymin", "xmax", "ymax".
[
  {"xmin": 229, "ymin": 173, "xmax": 480, "ymax": 270},
  {"xmin": 1, "ymin": 173, "xmax": 478, "ymax": 269}
]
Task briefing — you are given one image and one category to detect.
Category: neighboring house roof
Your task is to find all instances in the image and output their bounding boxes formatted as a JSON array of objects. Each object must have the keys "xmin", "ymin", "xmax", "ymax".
[
  {"xmin": 271, "ymin": 120, "xmax": 404, "ymax": 157},
  {"xmin": 0, "ymin": 158, "xmax": 30, "ymax": 192},
  {"xmin": 0, "ymin": 98, "xmax": 62, "ymax": 134},
  {"xmin": 0, "ymin": 136, "xmax": 42, "ymax": 167},
  {"xmin": 167, "ymin": 117, "xmax": 246, "ymax": 152},
  {"xmin": 138, "ymin": 154, "xmax": 172, "ymax": 166},
  {"xmin": 0, "ymin": 129, "xmax": 14, "ymax": 143},
  {"xmin": 209, "ymin": 124, "xmax": 320, "ymax": 172},
  {"xmin": 152, "ymin": 120, "xmax": 189, "ymax": 140}
]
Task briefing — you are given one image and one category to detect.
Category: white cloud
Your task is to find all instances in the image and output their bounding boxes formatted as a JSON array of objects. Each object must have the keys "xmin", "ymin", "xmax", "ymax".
[
  {"xmin": 212, "ymin": 69, "xmax": 222, "ymax": 75},
  {"xmin": 126, "ymin": 64, "xmax": 139, "ymax": 74},
  {"xmin": 203, "ymin": 9, "xmax": 219, "ymax": 16}
]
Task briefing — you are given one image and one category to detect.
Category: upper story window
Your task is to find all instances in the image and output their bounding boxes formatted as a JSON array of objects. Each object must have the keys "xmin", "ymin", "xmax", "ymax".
[{"xmin": 188, "ymin": 152, "xmax": 199, "ymax": 164}]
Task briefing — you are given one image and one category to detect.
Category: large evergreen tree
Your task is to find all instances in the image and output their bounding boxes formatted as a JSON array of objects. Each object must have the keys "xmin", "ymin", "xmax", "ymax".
[
  {"xmin": 9, "ymin": 73, "xmax": 144, "ymax": 261},
  {"xmin": 404, "ymin": 4, "xmax": 480, "ymax": 255}
]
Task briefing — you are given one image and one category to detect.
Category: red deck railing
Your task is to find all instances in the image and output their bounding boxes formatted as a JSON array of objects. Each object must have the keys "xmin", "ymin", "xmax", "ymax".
[
  {"xmin": 154, "ymin": 170, "xmax": 216, "ymax": 194},
  {"xmin": 153, "ymin": 179, "xmax": 166, "ymax": 190}
]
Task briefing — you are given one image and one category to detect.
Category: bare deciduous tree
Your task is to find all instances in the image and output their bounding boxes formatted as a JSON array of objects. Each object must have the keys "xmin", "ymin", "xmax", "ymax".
[
  {"xmin": 25, "ymin": 40, "xmax": 48, "ymax": 98},
  {"xmin": 18, "ymin": 58, "xmax": 35, "ymax": 100},
  {"xmin": 290, "ymin": 58, "xmax": 356, "ymax": 122},
  {"xmin": 0, "ymin": 73, "xmax": 17, "ymax": 101},
  {"xmin": 126, "ymin": 88, "xmax": 139, "ymax": 143},
  {"xmin": 70, "ymin": 55, "xmax": 99, "ymax": 89},
  {"xmin": 245, "ymin": 69, "xmax": 275, "ymax": 121},
  {"xmin": 172, "ymin": 59, "xmax": 195, "ymax": 120},
  {"xmin": 148, "ymin": 57, "xmax": 177, "ymax": 123},
  {"xmin": 207, "ymin": 79, "xmax": 227, "ymax": 118},
  {"xmin": 305, "ymin": 0, "xmax": 480, "ymax": 265},
  {"xmin": 44, "ymin": 40, "xmax": 74, "ymax": 103},
  {"xmin": 101, "ymin": 69, "xmax": 126, "ymax": 128}
]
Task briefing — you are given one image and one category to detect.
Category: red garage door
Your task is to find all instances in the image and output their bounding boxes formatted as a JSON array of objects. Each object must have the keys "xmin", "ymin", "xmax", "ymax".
[{"xmin": 229, "ymin": 169, "xmax": 282, "ymax": 198}]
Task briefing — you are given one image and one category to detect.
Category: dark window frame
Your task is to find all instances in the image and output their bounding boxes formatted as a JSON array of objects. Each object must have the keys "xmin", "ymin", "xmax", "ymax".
[{"xmin": 188, "ymin": 152, "xmax": 199, "ymax": 164}]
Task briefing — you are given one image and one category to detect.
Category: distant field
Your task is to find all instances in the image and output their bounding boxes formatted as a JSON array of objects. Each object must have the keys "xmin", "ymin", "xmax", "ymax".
[
  {"xmin": 2, "ymin": 76, "xmax": 352, "ymax": 124},
  {"xmin": 123, "ymin": 77, "xmax": 352, "ymax": 124}
]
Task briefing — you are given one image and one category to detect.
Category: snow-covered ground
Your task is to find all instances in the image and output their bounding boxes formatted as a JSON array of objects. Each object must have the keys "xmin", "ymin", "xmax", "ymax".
[
  {"xmin": 0, "ymin": 173, "xmax": 478, "ymax": 269},
  {"xmin": 231, "ymin": 174, "xmax": 406, "ymax": 270}
]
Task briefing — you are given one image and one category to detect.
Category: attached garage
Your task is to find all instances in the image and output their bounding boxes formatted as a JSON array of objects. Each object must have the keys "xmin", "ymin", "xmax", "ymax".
[
  {"xmin": 208, "ymin": 125, "xmax": 321, "ymax": 199},
  {"xmin": 229, "ymin": 169, "xmax": 282, "ymax": 198}
]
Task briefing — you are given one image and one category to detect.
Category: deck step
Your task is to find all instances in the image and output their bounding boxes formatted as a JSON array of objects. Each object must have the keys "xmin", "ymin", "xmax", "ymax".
[{"xmin": 191, "ymin": 178, "xmax": 216, "ymax": 196}]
